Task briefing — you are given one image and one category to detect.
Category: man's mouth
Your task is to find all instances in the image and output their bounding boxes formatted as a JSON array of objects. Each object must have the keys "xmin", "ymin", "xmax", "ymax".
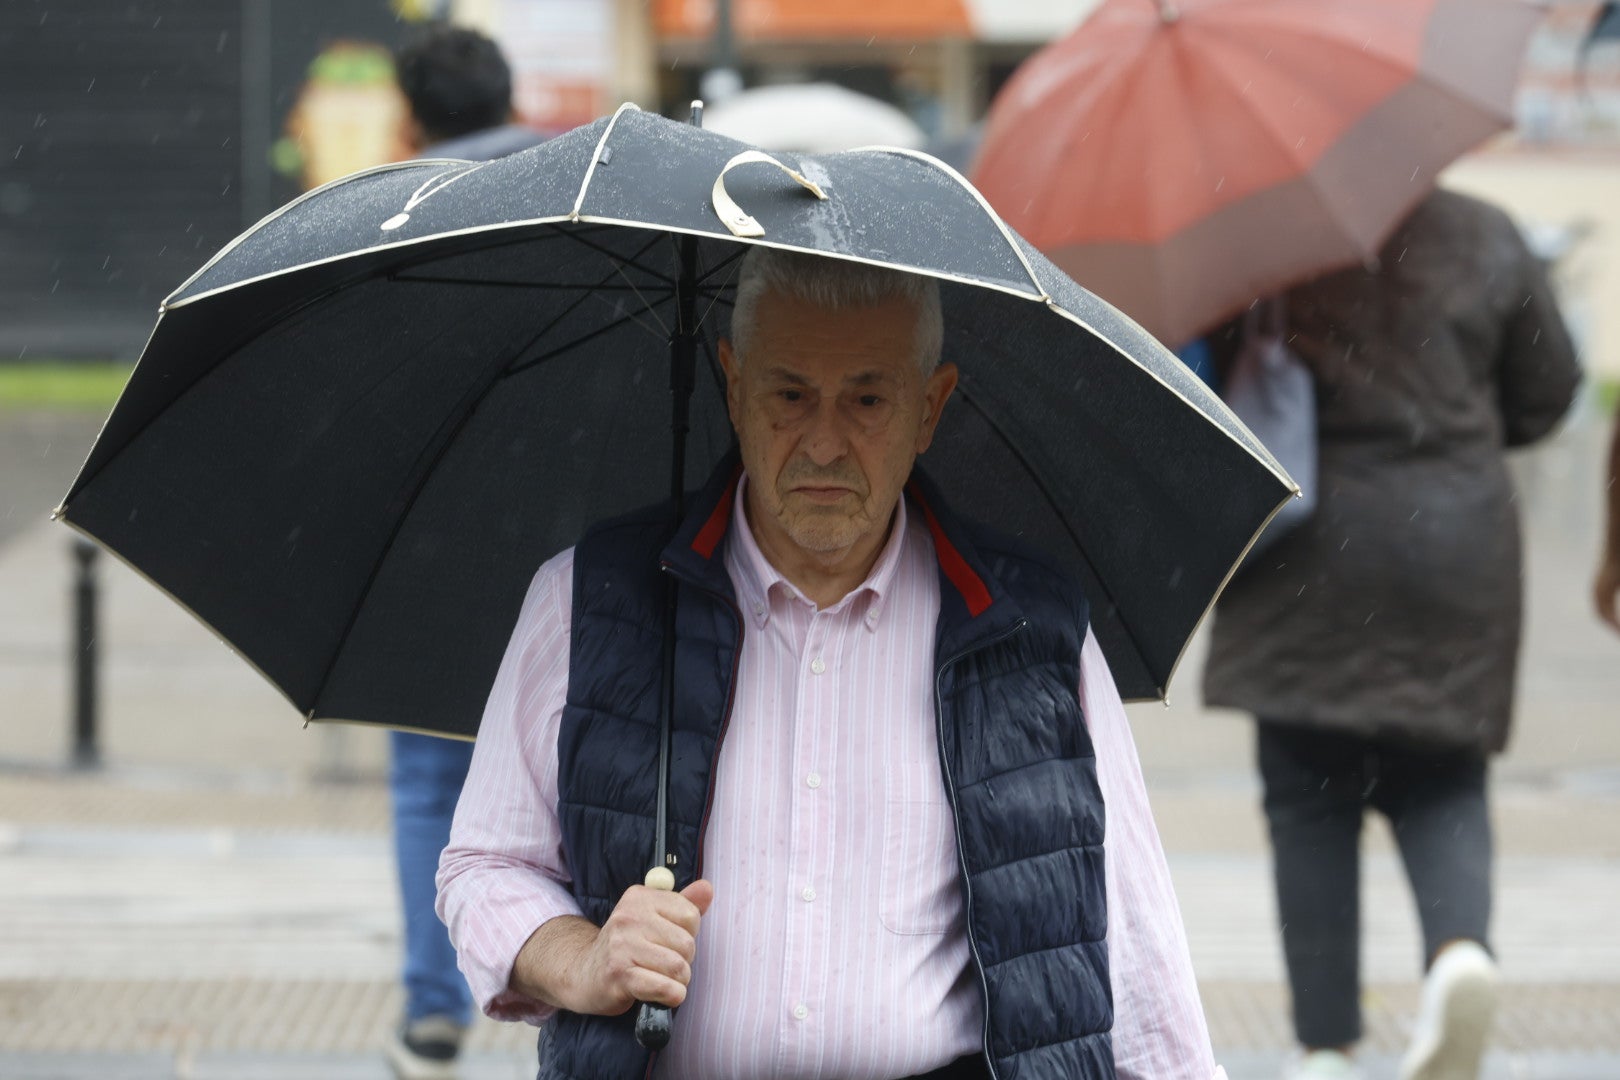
[{"xmin": 790, "ymin": 485, "xmax": 856, "ymax": 505}]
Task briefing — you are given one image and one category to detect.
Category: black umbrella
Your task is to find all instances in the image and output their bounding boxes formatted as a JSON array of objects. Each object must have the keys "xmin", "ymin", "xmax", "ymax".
[
  {"xmin": 60, "ymin": 97, "xmax": 1288, "ymax": 907},
  {"xmin": 58, "ymin": 102, "xmax": 1292, "ymax": 1044}
]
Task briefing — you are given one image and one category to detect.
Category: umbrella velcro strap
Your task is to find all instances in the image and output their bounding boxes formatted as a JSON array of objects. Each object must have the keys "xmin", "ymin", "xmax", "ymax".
[{"xmin": 712, "ymin": 150, "xmax": 828, "ymax": 238}]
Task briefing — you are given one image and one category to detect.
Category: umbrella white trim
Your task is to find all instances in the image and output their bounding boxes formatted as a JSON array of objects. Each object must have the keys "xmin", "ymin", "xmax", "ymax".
[
  {"xmin": 59, "ymin": 504, "xmax": 483, "ymax": 738},
  {"xmin": 51, "ymin": 513, "xmax": 312, "ymax": 722},
  {"xmin": 164, "ymin": 158, "xmax": 472, "ymax": 309},
  {"xmin": 1041, "ymin": 298, "xmax": 1299, "ymax": 698},
  {"xmin": 572, "ymin": 101, "xmax": 642, "ymax": 221},
  {"xmin": 162, "ymin": 213, "xmax": 1055, "ymax": 312},
  {"xmin": 845, "ymin": 144, "xmax": 1053, "ymax": 303}
]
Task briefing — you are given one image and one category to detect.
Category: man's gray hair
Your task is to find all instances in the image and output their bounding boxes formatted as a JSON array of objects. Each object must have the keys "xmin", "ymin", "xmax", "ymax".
[{"xmin": 728, "ymin": 246, "xmax": 944, "ymax": 374}]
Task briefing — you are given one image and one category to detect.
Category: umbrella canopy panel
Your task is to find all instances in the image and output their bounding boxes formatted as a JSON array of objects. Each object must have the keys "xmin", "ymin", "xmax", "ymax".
[
  {"xmin": 61, "ymin": 108, "xmax": 1289, "ymax": 736},
  {"xmin": 972, "ymin": 0, "xmax": 1542, "ymax": 345}
]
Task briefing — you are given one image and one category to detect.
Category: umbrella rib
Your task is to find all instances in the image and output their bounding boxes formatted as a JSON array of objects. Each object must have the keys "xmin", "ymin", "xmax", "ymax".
[
  {"xmin": 699, "ymin": 328, "xmax": 727, "ymax": 396},
  {"xmin": 697, "ymin": 246, "xmax": 747, "ymax": 286},
  {"xmin": 503, "ymin": 299, "xmax": 673, "ymax": 379},
  {"xmin": 307, "ymin": 318, "xmax": 574, "ymax": 717},
  {"xmin": 391, "ymin": 277, "xmax": 679, "ymax": 294},
  {"xmin": 552, "ymin": 226, "xmax": 677, "ymax": 287},
  {"xmin": 485, "ymin": 231, "xmax": 669, "ymax": 378},
  {"xmin": 695, "ymin": 254, "xmax": 744, "ymax": 336},
  {"xmin": 951, "ymin": 385, "xmax": 1154, "ymax": 679},
  {"xmin": 307, "ymin": 233, "xmax": 670, "ymax": 713}
]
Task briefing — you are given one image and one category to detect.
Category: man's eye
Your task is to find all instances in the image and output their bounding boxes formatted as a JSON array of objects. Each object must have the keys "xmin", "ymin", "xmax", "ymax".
[
  {"xmin": 780, "ymin": 389, "xmax": 803, "ymax": 403},
  {"xmin": 857, "ymin": 395, "xmax": 882, "ymax": 408}
]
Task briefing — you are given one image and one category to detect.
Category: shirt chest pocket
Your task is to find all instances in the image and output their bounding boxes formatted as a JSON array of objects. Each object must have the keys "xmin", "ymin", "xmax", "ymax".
[{"xmin": 878, "ymin": 795, "xmax": 965, "ymax": 936}]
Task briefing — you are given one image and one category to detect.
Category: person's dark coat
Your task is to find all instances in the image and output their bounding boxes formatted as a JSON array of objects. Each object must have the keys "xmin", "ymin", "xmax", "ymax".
[{"xmin": 1202, "ymin": 188, "xmax": 1582, "ymax": 754}]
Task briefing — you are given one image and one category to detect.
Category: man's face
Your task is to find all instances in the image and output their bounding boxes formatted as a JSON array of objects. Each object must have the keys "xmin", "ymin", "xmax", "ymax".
[{"xmin": 719, "ymin": 287, "xmax": 958, "ymax": 565}]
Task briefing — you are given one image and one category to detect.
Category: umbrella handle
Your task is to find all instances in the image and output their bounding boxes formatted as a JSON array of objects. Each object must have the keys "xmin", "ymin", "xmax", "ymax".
[
  {"xmin": 711, "ymin": 150, "xmax": 828, "ymax": 238},
  {"xmin": 634, "ymin": 865, "xmax": 678, "ymax": 1050}
]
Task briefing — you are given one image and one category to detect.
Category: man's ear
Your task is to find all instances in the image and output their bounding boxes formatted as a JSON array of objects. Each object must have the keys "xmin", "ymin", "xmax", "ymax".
[
  {"xmin": 916, "ymin": 362, "xmax": 958, "ymax": 454},
  {"xmin": 718, "ymin": 338, "xmax": 742, "ymax": 422}
]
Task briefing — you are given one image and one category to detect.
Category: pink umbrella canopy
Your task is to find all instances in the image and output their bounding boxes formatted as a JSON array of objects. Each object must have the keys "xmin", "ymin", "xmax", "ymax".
[{"xmin": 972, "ymin": 0, "xmax": 1545, "ymax": 346}]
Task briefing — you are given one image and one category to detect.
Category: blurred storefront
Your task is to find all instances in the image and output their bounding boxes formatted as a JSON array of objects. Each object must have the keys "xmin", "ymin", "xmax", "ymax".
[{"xmin": 646, "ymin": 0, "xmax": 1100, "ymax": 142}]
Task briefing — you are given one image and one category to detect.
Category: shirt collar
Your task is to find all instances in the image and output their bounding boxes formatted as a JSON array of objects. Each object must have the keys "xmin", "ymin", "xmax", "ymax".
[{"xmin": 725, "ymin": 473, "xmax": 910, "ymax": 632}]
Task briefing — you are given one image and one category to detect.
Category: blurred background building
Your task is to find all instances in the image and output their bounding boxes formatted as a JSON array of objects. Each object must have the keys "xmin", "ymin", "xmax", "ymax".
[{"xmin": 4, "ymin": 0, "xmax": 1617, "ymax": 372}]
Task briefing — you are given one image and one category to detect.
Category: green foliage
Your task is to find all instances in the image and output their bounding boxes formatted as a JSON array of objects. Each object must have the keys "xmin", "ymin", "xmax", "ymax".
[{"xmin": 0, "ymin": 362, "xmax": 132, "ymax": 411}]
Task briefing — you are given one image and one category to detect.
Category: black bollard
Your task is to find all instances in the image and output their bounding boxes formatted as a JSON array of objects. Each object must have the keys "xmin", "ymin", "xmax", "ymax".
[{"xmin": 71, "ymin": 537, "xmax": 100, "ymax": 769}]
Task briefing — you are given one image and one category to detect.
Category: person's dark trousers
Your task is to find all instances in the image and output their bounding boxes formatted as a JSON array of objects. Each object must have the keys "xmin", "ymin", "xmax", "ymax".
[{"xmin": 1256, "ymin": 721, "xmax": 1494, "ymax": 1049}]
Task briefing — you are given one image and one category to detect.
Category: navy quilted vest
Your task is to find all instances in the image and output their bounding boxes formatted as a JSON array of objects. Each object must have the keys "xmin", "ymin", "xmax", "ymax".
[{"xmin": 539, "ymin": 456, "xmax": 1113, "ymax": 1080}]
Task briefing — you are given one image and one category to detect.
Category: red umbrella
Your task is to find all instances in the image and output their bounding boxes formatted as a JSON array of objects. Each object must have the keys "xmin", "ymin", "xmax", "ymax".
[{"xmin": 971, "ymin": 0, "xmax": 1544, "ymax": 346}]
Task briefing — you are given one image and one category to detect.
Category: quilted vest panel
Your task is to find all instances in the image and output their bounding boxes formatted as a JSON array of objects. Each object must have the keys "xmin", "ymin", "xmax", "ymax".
[{"xmin": 538, "ymin": 462, "xmax": 1112, "ymax": 1080}]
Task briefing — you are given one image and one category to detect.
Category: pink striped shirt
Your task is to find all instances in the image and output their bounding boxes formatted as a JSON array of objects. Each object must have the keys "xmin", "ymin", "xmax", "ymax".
[{"xmin": 439, "ymin": 482, "xmax": 1223, "ymax": 1080}]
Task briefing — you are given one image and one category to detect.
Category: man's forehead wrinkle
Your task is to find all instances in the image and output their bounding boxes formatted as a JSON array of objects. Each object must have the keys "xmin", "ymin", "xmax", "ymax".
[{"xmin": 758, "ymin": 365, "xmax": 905, "ymax": 387}]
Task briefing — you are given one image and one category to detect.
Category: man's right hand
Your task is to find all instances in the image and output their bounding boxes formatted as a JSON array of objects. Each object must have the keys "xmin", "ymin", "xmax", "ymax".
[{"xmin": 510, "ymin": 879, "xmax": 715, "ymax": 1016}]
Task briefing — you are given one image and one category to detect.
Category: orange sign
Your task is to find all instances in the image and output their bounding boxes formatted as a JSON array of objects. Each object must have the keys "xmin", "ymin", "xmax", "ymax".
[{"xmin": 654, "ymin": 0, "xmax": 972, "ymax": 41}]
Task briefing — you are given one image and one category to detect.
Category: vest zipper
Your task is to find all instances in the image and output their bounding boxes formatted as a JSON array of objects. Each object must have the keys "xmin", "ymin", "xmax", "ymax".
[
  {"xmin": 934, "ymin": 617, "xmax": 1026, "ymax": 1080},
  {"xmin": 643, "ymin": 565, "xmax": 746, "ymax": 1080}
]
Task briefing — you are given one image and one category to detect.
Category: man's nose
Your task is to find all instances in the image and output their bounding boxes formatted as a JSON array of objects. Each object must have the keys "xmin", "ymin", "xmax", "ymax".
[{"xmin": 800, "ymin": 398, "xmax": 850, "ymax": 466}]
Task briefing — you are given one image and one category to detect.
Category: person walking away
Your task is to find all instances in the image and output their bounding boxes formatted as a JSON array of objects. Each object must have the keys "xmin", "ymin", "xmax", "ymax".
[
  {"xmin": 1202, "ymin": 188, "xmax": 1581, "ymax": 1080},
  {"xmin": 385, "ymin": 23, "xmax": 546, "ymax": 1080}
]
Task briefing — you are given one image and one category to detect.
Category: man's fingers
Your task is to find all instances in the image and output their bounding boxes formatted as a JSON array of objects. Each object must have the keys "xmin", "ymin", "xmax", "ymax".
[
  {"xmin": 681, "ymin": 878, "xmax": 716, "ymax": 916},
  {"xmin": 625, "ymin": 967, "xmax": 689, "ymax": 1008}
]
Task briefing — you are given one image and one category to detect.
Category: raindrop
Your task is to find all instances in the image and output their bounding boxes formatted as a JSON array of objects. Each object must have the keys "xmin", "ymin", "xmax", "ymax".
[{"xmin": 85, "ymin": 78, "xmax": 95, "ymax": 93}]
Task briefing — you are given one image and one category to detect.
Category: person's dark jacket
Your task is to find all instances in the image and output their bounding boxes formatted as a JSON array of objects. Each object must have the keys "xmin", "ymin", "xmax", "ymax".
[
  {"xmin": 1203, "ymin": 188, "xmax": 1582, "ymax": 753},
  {"xmin": 540, "ymin": 456, "xmax": 1115, "ymax": 1080}
]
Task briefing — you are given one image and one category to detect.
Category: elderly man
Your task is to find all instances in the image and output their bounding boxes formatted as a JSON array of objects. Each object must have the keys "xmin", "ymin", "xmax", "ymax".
[{"xmin": 438, "ymin": 248, "xmax": 1222, "ymax": 1080}]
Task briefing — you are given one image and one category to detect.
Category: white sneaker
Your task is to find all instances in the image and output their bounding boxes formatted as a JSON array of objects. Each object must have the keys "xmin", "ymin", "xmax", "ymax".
[
  {"xmin": 1399, "ymin": 940, "xmax": 1499, "ymax": 1080},
  {"xmin": 1285, "ymin": 1048, "xmax": 1364, "ymax": 1079}
]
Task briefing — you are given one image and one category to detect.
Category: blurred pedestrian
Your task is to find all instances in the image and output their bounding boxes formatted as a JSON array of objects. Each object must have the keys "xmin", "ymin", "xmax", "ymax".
[
  {"xmin": 385, "ymin": 23, "xmax": 545, "ymax": 1080},
  {"xmin": 1202, "ymin": 188, "xmax": 1581, "ymax": 1080},
  {"xmin": 1596, "ymin": 402, "xmax": 1620, "ymax": 633}
]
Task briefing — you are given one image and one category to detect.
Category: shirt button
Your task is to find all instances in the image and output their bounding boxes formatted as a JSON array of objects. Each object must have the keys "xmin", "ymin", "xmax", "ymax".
[
  {"xmin": 801, "ymin": 886, "xmax": 816, "ymax": 902},
  {"xmin": 810, "ymin": 657, "xmax": 825, "ymax": 675},
  {"xmin": 792, "ymin": 1003, "xmax": 809, "ymax": 1021},
  {"xmin": 806, "ymin": 772, "xmax": 821, "ymax": 789}
]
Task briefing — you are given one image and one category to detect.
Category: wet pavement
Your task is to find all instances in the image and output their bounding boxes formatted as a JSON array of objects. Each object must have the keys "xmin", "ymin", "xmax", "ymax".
[{"xmin": 2, "ymin": 404, "xmax": 1617, "ymax": 1078}]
